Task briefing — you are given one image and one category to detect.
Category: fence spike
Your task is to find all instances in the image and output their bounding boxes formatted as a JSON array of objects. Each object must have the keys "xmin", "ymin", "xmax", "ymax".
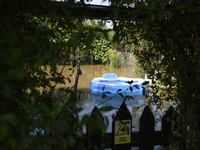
[
  {"xmin": 112, "ymin": 101, "xmax": 132, "ymax": 150},
  {"xmin": 162, "ymin": 106, "xmax": 180, "ymax": 150},
  {"xmin": 139, "ymin": 105, "xmax": 155, "ymax": 150},
  {"xmin": 87, "ymin": 106, "xmax": 104, "ymax": 150}
]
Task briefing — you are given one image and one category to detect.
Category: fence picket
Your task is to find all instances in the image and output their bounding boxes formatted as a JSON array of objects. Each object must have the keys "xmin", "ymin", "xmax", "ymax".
[
  {"xmin": 162, "ymin": 106, "xmax": 180, "ymax": 150},
  {"xmin": 86, "ymin": 106, "xmax": 104, "ymax": 150},
  {"xmin": 139, "ymin": 106, "xmax": 155, "ymax": 150},
  {"xmin": 82, "ymin": 104, "xmax": 184, "ymax": 150},
  {"xmin": 112, "ymin": 101, "xmax": 132, "ymax": 150}
]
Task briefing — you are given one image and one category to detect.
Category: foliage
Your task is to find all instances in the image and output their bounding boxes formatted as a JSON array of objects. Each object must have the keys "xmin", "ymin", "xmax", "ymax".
[
  {"xmin": 53, "ymin": 20, "xmax": 112, "ymax": 65},
  {"xmin": 86, "ymin": 20, "xmax": 112, "ymax": 64},
  {"xmin": 125, "ymin": 0, "xmax": 200, "ymax": 149},
  {"xmin": 0, "ymin": 0, "xmax": 109, "ymax": 149},
  {"xmin": 90, "ymin": 36, "xmax": 111, "ymax": 64},
  {"xmin": 104, "ymin": 0, "xmax": 200, "ymax": 148},
  {"xmin": 134, "ymin": 56, "xmax": 146, "ymax": 79},
  {"xmin": 108, "ymin": 50, "xmax": 122, "ymax": 68},
  {"xmin": 2, "ymin": 0, "xmax": 200, "ymax": 149}
]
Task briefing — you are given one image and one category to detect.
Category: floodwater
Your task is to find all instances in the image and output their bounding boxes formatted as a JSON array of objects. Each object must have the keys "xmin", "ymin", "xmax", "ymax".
[
  {"xmin": 56, "ymin": 64, "xmax": 138, "ymax": 94},
  {"xmin": 54, "ymin": 64, "xmax": 173, "ymax": 150}
]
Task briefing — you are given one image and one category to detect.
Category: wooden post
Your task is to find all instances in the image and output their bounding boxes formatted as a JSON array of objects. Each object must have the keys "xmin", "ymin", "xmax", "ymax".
[
  {"xmin": 162, "ymin": 106, "xmax": 180, "ymax": 150},
  {"xmin": 139, "ymin": 106, "xmax": 155, "ymax": 150},
  {"xmin": 86, "ymin": 106, "xmax": 104, "ymax": 150},
  {"xmin": 74, "ymin": 47, "xmax": 81, "ymax": 95},
  {"xmin": 112, "ymin": 101, "xmax": 132, "ymax": 150}
]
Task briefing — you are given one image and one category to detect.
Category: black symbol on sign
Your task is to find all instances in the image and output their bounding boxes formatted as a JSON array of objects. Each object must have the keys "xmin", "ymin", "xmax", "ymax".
[
  {"xmin": 116, "ymin": 123, "xmax": 129, "ymax": 135},
  {"xmin": 120, "ymin": 126, "xmax": 126, "ymax": 133}
]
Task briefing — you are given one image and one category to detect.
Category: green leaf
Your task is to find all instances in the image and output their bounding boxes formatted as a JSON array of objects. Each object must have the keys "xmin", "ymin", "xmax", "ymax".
[
  {"xmin": 176, "ymin": 3, "xmax": 192, "ymax": 10},
  {"xmin": 2, "ymin": 113, "xmax": 17, "ymax": 124},
  {"xmin": 21, "ymin": 136, "xmax": 36, "ymax": 145},
  {"xmin": 35, "ymin": 57, "xmax": 45, "ymax": 67},
  {"xmin": 7, "ymin": 68, "xmax": 24, "ymax": 80},
  {"xmin": 85, "ymin": 33, "xmax": 94, "ymax": 47},
  {"xmin": 142, "ymin": 18, "xmax": 149, "ymax": 30},
  {"xmin": 68, "ymin": 135, "xmax": 76, "ymax": 146},
  {"xmin": 99, "ymin": 106, "xmax": 114, "ymax": 112},
  {"xmin": 151, "ymin": 13, "xmax": 156, "ymax": 22},
  {"xmin": 113, "ymin": 5, "xmax": 119, "ymax": 17},
  {"xmin": 3, "ymin": 81, "xmax": 11, "ymax": 97},
  {"xmin": 112, "ymin": 31, "xmax": 119, "ymax": 43},
  {"xmin": 94, "ymin": 145, "xmax": 99, "ymax": 150},
  {"xmin": 96, "ymin": 117, "xmax": 106, "ymax": 131},
  {"xmin": 0, "ymin": 123, "xmax": 9, "ymax": 140},
  {"xmin": 45, "ymin": 121, "xmax": 51, "ymax": 135},
  {"xmin": 75, "ymin": 131, "xmax": 83, "ymax": 137}
]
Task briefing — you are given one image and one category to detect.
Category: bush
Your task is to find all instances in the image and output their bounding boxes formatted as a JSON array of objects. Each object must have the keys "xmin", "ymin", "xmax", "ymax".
[{"xmin": 108, "ymin": 50, "xmax": 122, "ymax": 68}]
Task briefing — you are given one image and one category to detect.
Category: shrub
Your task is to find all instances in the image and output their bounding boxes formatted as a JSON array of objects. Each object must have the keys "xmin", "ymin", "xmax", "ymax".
[{"xmin": 108, "ymin": 50, "xmax": 122, "ymax": 68}]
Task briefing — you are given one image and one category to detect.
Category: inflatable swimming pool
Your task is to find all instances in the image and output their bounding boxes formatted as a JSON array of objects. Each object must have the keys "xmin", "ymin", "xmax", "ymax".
[{"xmin": 89, "ymin": 73, "xmax": 147, "ymax": 97}]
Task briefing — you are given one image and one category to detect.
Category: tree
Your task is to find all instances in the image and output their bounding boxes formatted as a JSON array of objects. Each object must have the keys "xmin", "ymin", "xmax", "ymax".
[
  {"xmin": 0, "ymin": 1, "xmax": 108, "ymax": 149},
  {"xmin": 82, "ymin": 20, "xmax": 112, "ymax": 65},
  {"xmin": 3, "ymin": 0, "xmax": 200, "ymax": 149},
  {"xmin": 121, "ymin": 0, "xmax": 200, "ymax": 149}
]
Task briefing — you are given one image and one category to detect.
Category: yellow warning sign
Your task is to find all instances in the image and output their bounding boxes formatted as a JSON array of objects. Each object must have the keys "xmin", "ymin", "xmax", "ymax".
[
  {"xmin": 116, "ymin": 123, "xmax": 129, "ymax": 135},
  {"xmin": 115, "ymin": 135, "xmax": 130, "ymax": 144},
  {"xmin": 114, "ymin": 120, "xmax": 131, "ymax": 145}
]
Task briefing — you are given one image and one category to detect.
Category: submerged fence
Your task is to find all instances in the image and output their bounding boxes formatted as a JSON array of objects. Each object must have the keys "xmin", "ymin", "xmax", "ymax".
[{"xmin": 83, "ymin": 101, "xmax": 185, "ymax": 150}]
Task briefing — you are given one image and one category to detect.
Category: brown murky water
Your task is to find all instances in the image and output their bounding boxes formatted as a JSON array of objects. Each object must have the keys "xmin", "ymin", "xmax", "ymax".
[{"xmin": 56, "ymin": 64, "xmax": 139, "ymax": 94}]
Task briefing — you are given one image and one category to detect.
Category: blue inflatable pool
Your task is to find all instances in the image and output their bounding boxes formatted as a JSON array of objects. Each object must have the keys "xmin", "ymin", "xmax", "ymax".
[{"xmin": 89, "ymin": 73, "xmax": 147, "ymax": 97}]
